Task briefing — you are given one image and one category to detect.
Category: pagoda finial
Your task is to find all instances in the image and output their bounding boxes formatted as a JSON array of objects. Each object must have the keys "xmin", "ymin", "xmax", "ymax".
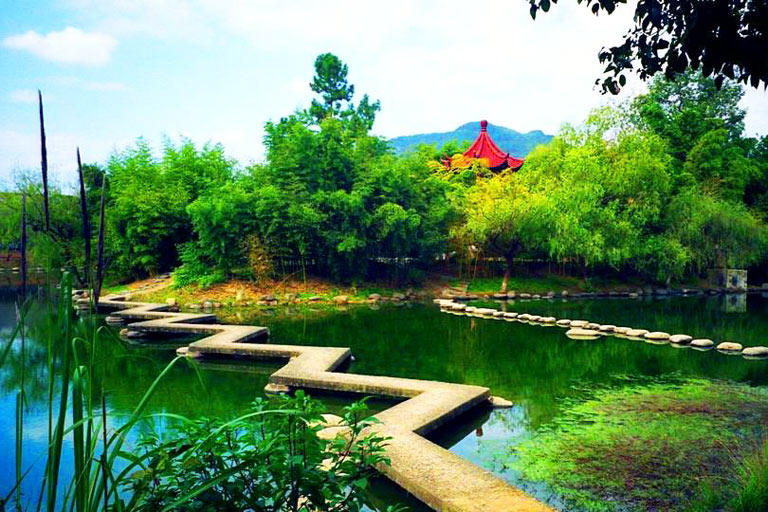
[{"xmin": 480, "ymin": 120, "xmax": 488, "ymax": 131}]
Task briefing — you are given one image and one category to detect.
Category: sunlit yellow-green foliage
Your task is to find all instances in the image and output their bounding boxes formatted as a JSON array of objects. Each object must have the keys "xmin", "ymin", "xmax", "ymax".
[{"xmin": 453, "ymin": 87, "xmax": 768, "ymax": 284}]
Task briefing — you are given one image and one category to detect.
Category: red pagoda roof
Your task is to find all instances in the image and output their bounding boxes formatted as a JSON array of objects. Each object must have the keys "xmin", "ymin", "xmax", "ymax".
[{"xmin": 463, "ymin": 120, "xmax": 524, "ymax": 171}]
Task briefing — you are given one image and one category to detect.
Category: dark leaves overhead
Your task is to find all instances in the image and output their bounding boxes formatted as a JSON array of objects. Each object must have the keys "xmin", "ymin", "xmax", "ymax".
[{"xmin": 528, "ymin": 0, "xmax": 768, "ymax": 94}]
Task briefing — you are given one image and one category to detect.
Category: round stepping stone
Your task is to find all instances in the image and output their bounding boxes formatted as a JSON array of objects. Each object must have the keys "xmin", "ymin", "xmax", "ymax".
[
  {"xmin": 492, "ymin": 310, "xmax": 506, "ymax": 317},
  {"xmin": 556, "ymin": 319, "xmax": 572, "ymax": 327},
  {"xmin": 570, "ymin": 320, "xmax": 589, "ymax": 328},
  {"xmin": 540, "ymin": 316, "xmax": 556, "ymax": 324},
  {"xmin": 644, "ymin": 332, "xmax": 671, "ymax": 341},
  {"xmin": 614, "ymin": 327, "xmax": 631, "ymax": 335},
  {"xmin": 669, "ymin": 334, "xmax": 692, "ymax": 344},
  {"xmin": 475, "ymin": 308, "xmax": 496, "ymax": 316},
  {"xmin": 528, "ymin": 315, "xmax": 542, "ymax": 322},
  {"xmin": 587, "ymin": 322, "xmax": 601, "ymax": 330},
  {"xmin": 518, "ymin": 313, "xmax": 531, "ymax": 321},
  {"xmin": 599, "ymin": 325, "xmax": 616, "ymax": 333},
  {"xmin": 626, "ymin": 329, "xmax": 650, "ymax": 338},
  {"xmin": 465, "ymin": 306, "xmax": 477, "ymax": 312},
  {"xmin": 451, "ymin": 303, "xmax": 467, "ymax": 311},
  {"xmin": 690, "ymin": 338, "xmax": 715, "ymax": 350},
  {"xmin": 742, "ymin": 346, "xmax": 768, "ymax": 358},
  {"xmin": 716, "ymin": 342, "xmax": 743, "ymax": 353},
  {"xmin": 503, "ymin": 312, "xmax": 518, "ymax": 318},
  {"xmin": 566, "ymin": 328, "xmax": 601, "ymax": 340}
]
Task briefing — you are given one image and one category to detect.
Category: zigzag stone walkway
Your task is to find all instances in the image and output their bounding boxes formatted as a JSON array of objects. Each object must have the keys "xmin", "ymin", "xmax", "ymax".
[{"xmin": 95, "ymin": 294, "xmax": 551, "ymax": 512}]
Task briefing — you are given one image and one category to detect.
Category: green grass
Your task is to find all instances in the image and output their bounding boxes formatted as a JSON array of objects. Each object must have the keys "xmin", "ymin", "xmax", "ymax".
[{"xmin": 504, "ymin": 377, "xmax": 768, "ymax": 511}]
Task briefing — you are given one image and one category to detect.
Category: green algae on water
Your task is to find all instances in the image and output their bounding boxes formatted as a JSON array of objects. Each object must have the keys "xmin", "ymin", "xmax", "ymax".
[{"xmin": 506, "ymin": 378, "xmax": 768, "ymax": 511}]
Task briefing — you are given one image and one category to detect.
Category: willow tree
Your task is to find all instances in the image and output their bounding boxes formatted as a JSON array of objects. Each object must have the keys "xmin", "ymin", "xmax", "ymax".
[{"xmin": 455, "ymin": 171, "xmax": 552, "ymax": 293}]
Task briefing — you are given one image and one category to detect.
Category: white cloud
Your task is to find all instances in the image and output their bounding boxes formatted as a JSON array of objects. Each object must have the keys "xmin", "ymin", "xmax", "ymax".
[
  {"xmin": 7, "ymin": 90, "xmax": 41, "ymax": 104},
  {"xmin": 2, "ymin": 27, "xmax": 117, "ymax": 66}
]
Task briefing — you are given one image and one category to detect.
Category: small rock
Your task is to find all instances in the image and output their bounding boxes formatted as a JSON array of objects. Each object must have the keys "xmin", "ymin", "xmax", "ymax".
[
  {"xmin": 475, "ymin": 308, "xmax": 496, "ymax": 316},
  {"xmin": 532, "ymin": 294, "xmax": 541, "ymax": 299},
  {"xmin": 570, "ymin": 320, "xmax": 589, "ymax": 328},
  {"xmin": 391, "ymin": 293, "xmax": 406, "ymax": 301},
  {"xmin": 528, "ymin": 315, "xmax": 542, "ymax": 322},
  {"xmin": 489, "ymin": 396, "xmax": 514, "ymax": 408},
  {"xmin": 307, "ymin": 296, "xmax": 322, "ymax": 302},
  {"xmin": 332, "ymin": 295, "xmax": 349, "ymax": 305},
  {"xmin": 368, "ymin": 293, "xmax": 382, "ymax": 302},
  {"xmin": 503, "ymin": 312, "xmax": 518, "ymax": 318},
  {"xmin": 519, "ymin": 293, "xmax": 531, "ymax": 299},
  {"xmin": 626, "ymin": 328, "xmax": 650, "ymax": 338},
  {"xmin": 716, "ymin": 342, "xmax": 743, "ymax": 353},
  {"xmin": 188, "ymin": 303, "xmax": 202, "ymax": 310},
  {"xmin": 599, "ymin": 325, "xmax": 616, "ymax": 332},
  {"xmin": 517, "ymin": 313, "xmax": 531, "ymax": 321},
  {"xmin": 202, "ymin": 300, "xmax": 213, "ymax": 309},
  {"xmin": 644, "ymin": 331, "xmax": 671, "ymax": 341},
  {"xmin": 587, "ymin": 322, "xmax": 601, "ymax": 330},
  {"xmin": 669, "ymin": 334, "xmax": 692, "ymax": 344},
  {"xmin": 742, "ymin": 346, "xmax": 768, "ymax": 358},
  {"xmin": 540, "ymin": 316, "xmax": 556, "ymax": 324},
  {"xmin": 556, "ymin": 319, "xmax": 572, "ymax": 327},
  {"xmin": 561, "ymin": 290, "xmax": 569, "ymax": 297},
  {"xmin": 566, "ymin": 328, "xmax": 601, "ymax": 340},
  {"xmin": 614, "ymin": 327, "xmax": 631, "ymax": 335},
  {"xmin": 690, "ymin": 338, "xmax": 715, "ymax": 349}
]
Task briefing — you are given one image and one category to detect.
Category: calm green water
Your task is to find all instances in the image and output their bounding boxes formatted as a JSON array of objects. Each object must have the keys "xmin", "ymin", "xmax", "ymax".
[{"xmin": 2, "ymin": 286, "xmax": 768, "ymax": 510}]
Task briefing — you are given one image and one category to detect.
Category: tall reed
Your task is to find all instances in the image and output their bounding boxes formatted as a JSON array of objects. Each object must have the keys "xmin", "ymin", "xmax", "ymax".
[{"xmin": 38, "ymin": 90, "xmax": 50, "ymax": 233}]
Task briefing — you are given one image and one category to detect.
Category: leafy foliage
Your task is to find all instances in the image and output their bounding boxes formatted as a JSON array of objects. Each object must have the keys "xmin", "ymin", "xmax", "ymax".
[
  {"xmin": 528, "ymin": 0, "xmax": 768, "ymax": 94},
  {"xmin": 125, "ymin": 392, "xmax": 395, "ymax": 512}
]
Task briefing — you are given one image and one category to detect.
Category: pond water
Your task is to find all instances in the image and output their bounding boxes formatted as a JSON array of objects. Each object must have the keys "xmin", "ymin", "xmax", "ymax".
[{"xmin": 2, "ymin": 283, "xmax": 768, "ymax": 511}]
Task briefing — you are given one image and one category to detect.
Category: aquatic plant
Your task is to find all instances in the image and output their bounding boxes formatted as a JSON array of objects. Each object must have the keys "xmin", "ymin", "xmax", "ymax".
[{"xmin": 505, "ymin": 377, "xmax": 768, "ymax": 511}]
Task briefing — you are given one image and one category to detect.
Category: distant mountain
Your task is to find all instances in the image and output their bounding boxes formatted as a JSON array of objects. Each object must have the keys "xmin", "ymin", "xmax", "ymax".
[{"xmin": 389, "ymin": 121, "xmax": 553, "ymax": 157}]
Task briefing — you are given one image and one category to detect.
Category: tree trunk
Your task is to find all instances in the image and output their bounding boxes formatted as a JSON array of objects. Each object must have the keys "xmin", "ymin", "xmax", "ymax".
[{"xmin": 500, "ymin": 253, "xmax": 514, "ymax": 293}]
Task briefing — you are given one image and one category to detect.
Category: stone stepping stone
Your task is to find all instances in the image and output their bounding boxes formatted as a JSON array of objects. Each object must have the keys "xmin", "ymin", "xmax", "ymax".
[
  {"xmin": 599, "ymin": 325, "xmax": 616, "ymax": 333},
  {"xmin": 613, "ymin": 327, "xmax": 631, "ymax": 335},
  {"xmin": 716, "ymin": 342, "xmax": 743, "ymax": 353},
  {"xmin": 742, "ymin": 346, "xmax": 768, "ymax": 359},
  {"xmin": 528, "ymin": 315, "xmax": 542, "ymax": 322},
  {"xmin": 626, "ymin": 328, "xmax": 650, "ymax": 338},
  {"xmin": 475, "ymin": 308, "xmax": 497, "ymax": 316},
  {"xmin": 556, "ymin": 319, "xmax": 572, "ymax": 327},
  {"xmin": 587, "ymin": 322, "xmax": 601, "ymax": 330},
  {"xmin": 669, "ymin": 334, "xmax": 692, "ymax": 344},
  {"xmin": 644, "ymin": 331, "xmax": 671, "ymax": 341},
  {"xmin": 540, "ymin": 316, "xmax": 556, "ymax": 324},
  {"xmin": 566, "ymin": 328, "xmax": 601, "ymax": 340},
  {"xmin": 492, "ymin": 310, "xmax": 506, "ymax": 317},
  {"xmin": 503, "ymin": 312, "xmax": 518, "ymax": 319},
  {"xmin": 517, "ymin": 313, "xmax": 531, "ymax": 321},
  {"xmin": 690, "ymin": 338, "xmax": 715, "ymax": 350},
  {"xmin": 570, "ymin": 320, "xmax": 589, "ymax": 328}
]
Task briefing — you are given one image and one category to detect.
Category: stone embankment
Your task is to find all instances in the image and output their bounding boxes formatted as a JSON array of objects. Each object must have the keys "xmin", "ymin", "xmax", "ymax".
[
  {"xmin": 436, "ymin": 299, "xmax": 768, "ymax": 360},
  {"xmin": 84, "ymin": 292, "xmax": 552, "ymax": 512}
]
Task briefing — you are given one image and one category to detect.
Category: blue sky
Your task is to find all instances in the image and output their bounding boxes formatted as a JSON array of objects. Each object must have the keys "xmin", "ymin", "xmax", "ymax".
[{"xmin": 1, "ymin": 0, "xmax": 767, "ymax": 189}]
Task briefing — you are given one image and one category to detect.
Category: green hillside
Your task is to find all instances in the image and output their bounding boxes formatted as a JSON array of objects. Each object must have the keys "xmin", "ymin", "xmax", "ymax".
[{"xmin": 389, "ymin": 121, "xmax": 553, "ymax": 157}]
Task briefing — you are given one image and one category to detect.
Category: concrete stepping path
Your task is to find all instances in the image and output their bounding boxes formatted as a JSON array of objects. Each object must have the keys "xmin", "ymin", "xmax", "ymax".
[{"xmin": 94, "ymin": 294, "xmax": 551, "ymax": 512}]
